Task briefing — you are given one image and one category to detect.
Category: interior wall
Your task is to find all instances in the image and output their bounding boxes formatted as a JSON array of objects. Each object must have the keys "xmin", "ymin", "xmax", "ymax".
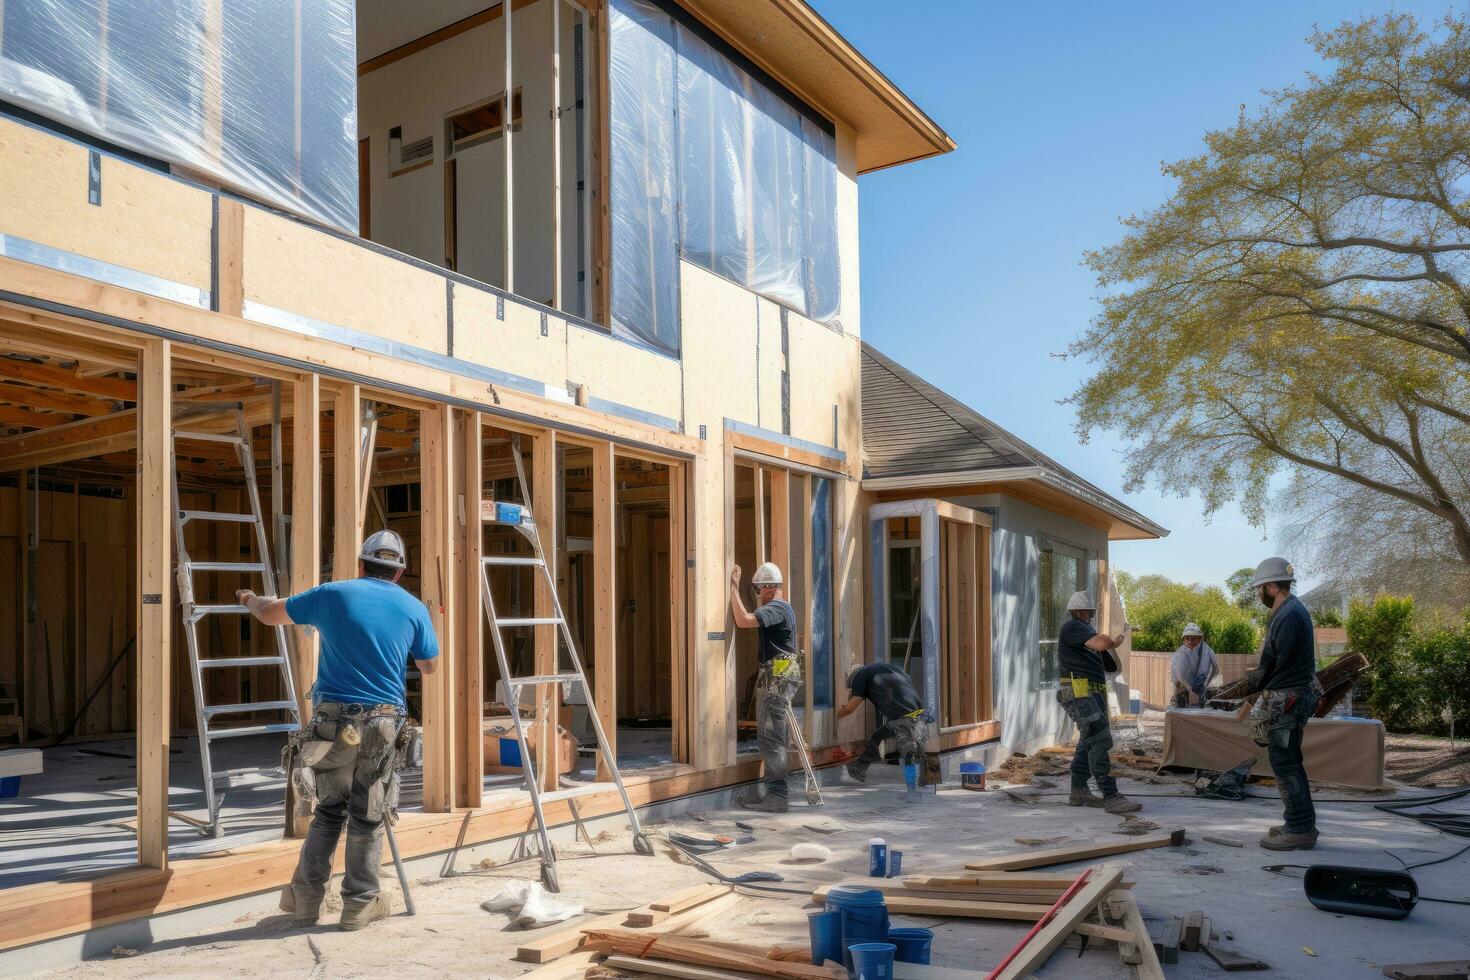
[{"xmin": 357, "ymin": 0, "xmax": 585, "ymax": 307}]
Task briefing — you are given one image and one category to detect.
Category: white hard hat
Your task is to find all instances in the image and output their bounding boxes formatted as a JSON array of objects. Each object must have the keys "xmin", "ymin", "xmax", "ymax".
[
  {"xmin": 1251, "ymin": 557, "xmax": 1295, "ymax": 588},
  {"xmin": 360, "ymin": 529, "xmax": 407, "ymax": 569},
  {"xmin": 1182, "ymin": 622, "xmax": 1203, "ymax": 638},
  {"xmin": 1065, "ymin": 591, "xmax": 1095, "ymax": 612},
  {"xmin": 751, "ymin": 562, "xmax": 783, "ymax": 587}
]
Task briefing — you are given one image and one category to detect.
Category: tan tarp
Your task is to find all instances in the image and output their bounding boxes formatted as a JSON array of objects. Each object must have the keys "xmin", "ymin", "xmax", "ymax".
[{"xmin": 1161, "ymin": 708, "xmax": 1385, "ymax": 790}]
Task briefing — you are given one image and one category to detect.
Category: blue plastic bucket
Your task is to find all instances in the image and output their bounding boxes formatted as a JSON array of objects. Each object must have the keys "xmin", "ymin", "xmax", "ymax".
[
  {"xmin": 888, "ymin": 927, "xmax": 933, "ymax": 964},
  {"xmin": 0, "ymin": 776, "xmax": 18, "ymax": 799},
  {"xmin": 807, "ymin": 909, "xmax": 842, "ymax": 966},
  {"xmin": 825, "ymin": 885, "xmax": 889, "ymax": 969},
  {"xmin": 850, "ymin": 942, "xmax": 896, "ymax": 980},
  {"xmin": 959, "ymin": 761, "xmax": 986, "ymax": 791}
]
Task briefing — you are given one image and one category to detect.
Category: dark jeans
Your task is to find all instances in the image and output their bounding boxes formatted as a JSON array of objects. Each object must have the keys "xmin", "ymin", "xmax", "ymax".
[
  {"xmin": 856, "ymin": 715, "xmax": 924, "ymax": 768},
  {"xmin": 1061, "ymin": 692, "xmax": 1116, "ymax": 797},
  {"xmin": 291, "ymin": 706, "xmax": 402, "ymax": 910},
  {"xmin": 756, "ymin": 666, "xmax": 800, "ymax": 798},
  {"xmin": 1265, "ymin": 689, "xmax": 1317, "ymax": 833}
]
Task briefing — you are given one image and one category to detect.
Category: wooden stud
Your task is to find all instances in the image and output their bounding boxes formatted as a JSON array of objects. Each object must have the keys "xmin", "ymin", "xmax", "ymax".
[
  {"xmin": 215, "ymin": 198, "xmax": 245, "ymax": 317},
  {"xmin": 591, "ymin": 441, "xmax": 616, "ymax": 780},
  {"xmin": 456, "ymin": 408, "xmax": 483, "ymax": 808},
  {"xmin": 136, "ymin": 338, "xmax": 171, "ymax": 869},
  {"xmin": 420, "ymin": 403, "xmax": 456, "ymax": 812},
  {"xmin": 964, "ymin": 831, "xmax": 1188, "ymax": 872},
  {"xmin": 331, "ymin": 385, "xmax": 362, "ymax": 584},
  {"xmin": 798, "ymin": 473, "xmax": 813, "ymax": 743},
  {"xmin": 285, "ymin": 374, "xmax": 320, "ymax": 837},
  {"xmin": 532, "ymin": 429, "xmax": 561, "ymax": 792},
  {"xmin": 992, "ymin": 866, "xmax": 1128, "ymax": 980},
  {"xmin": 668, "ymin": 460, "xmax": 687, "ymax": 763},
  {"xmin": 753, "ymin": 467, "xmax": 766, "ymax": 564},
  {"xmin": 979, "ymin": 525, "xmax": 993, "ymax": 721}
]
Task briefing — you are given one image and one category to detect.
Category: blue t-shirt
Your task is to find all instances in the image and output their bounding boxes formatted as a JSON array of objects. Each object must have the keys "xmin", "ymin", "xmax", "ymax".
[{"xmin": 285, "ymin": 578, "xmax": 439, "ymax": 707}]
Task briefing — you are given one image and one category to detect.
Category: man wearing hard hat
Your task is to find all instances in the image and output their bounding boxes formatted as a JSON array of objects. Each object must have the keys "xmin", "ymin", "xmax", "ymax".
[
  {"xmin": 729, "ymin": 561, "xmax": 800, "ymax": 812},
  {"xmin": 237, "ymin": 529, "xmax": 439, "ymax": 929},
  {"xmin": 1056, "ymin": 591, "xmax": 1140, "ymax": 813},
  {"xmin": 1236, "ymin": 557, "xmax": 1320, "ymax": 850},
  {"xmin": 1170, "ymin": 623, "xmax": 1218, "ymax": 708}
]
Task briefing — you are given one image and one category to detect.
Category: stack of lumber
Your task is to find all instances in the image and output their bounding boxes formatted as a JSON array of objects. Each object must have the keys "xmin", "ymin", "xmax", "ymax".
[
  {"xmin": 581, "ymin": 930, "xmax": 844, "ymax": 979},
  {"xmin": 515, "ymin": 884, "xmax": 740, "ymax": 968}
]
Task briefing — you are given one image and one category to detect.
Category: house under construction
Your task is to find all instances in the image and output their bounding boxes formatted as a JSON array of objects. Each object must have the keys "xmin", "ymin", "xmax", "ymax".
[{"xmin": 0, "ymin": 0, "xmax": 1163, "ymax": 959}]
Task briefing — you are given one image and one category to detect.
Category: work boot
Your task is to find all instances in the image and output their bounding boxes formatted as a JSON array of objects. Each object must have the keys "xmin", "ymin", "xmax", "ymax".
[
  {"xmin": 1266, "ymin": 824, "xmax": 1286, "ymax": 837},
  {"xmin": 1103, "ymin": 793, "xmax": 1142, "ymax": 814},
  {"xmin": 740, "ymin": 793, "xmax": 789, "ymax": 813},
  {"xmin": 1068, "ymin": 788, "xmax": 1105, "ymax": 808},
  {"xmin": 846, "ymin": 760, "xmax": 870, "ymax": 783},
  {"xmin": 279, "ymin": 885, "xmax": 321, "ymax": 926},
  {"xmin": 339, "ymin": 893, "xmax": 392, "ymax": 931},
  {"xmin": 1259, "ymin": 828, "xmax": 1318, "ymax": 851}
]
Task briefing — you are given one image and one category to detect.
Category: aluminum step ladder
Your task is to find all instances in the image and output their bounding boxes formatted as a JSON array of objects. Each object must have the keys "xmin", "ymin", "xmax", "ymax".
[
  {"xmin": 172, "ymin": 404, "xmax": 302, "ymax": 837},
  {"xmin": 478, "ymin": 435, "xmax": 653, "ymax": 892}
]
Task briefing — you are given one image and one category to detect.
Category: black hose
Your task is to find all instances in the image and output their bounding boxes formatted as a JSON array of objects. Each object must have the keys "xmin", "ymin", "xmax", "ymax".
[{"xmin": 661, "ymin": 835, "xmax": 815, "ymax": 897}]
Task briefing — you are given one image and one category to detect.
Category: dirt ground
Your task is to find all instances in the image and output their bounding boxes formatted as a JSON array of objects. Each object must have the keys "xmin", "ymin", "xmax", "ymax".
[{"xmin": 1384, "ymin": 732, "xmax": 1470, "ymax": 787}]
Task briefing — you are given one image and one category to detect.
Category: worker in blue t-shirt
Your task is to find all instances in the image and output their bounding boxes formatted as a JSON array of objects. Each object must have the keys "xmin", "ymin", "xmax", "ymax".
[
  {"xmin": 237, "ymin": 529, "xmax": 438, "ymax": 931},
  {"xmin": 729, "ymin": 561, "xmax": 800, "ymax": 812},
  {"xmin": 1055, "ymin": 591, "xmax": 1140, "ymax": 814}
]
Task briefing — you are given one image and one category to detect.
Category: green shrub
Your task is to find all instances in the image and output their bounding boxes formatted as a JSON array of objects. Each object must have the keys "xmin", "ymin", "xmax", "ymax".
[
  {"xmin": 1403, "ymin": 617, "xmax": 1470, "ymax": 735},
  {"xmin": 1125, "ymin": 578, "xmax": 1259, "ymax": 653},
  {"xmin": 1314, "ymin": 607, "xmax": 1344, "ymax": 628},
  {"xmin": 1347, "ymin": 595, "xmax": 1418, "ymax": 730},
  {"xmin": 1211, "ymin": 619, "xmax": 1259, "ymax": 655}
]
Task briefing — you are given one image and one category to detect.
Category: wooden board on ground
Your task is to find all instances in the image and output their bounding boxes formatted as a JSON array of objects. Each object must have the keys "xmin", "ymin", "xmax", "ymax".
[
  {"xmin": 603, "ymin": 954, "xmax": 768, "ymax": 980},
  {"xmin": 893, "ymin": 965, "xmax": 988, "ymax": 980},
  {"xmin": 1205, "ymin": 944, "xmax": 1271, "ymax": 972},
  {"xmin": 809, "ymin": 881, "xmax": 1131, "ymax": 943},
  {"xmin": 628, "ymin": 884, "xmax": 730, "ymax": 926},
  {"xmin": 1380, "ymin": 963, "xmax": 1470, "ymax": 980},
  {"xmin": 963, "ymin": 830, "xmax": 1186, "ymax": 871},
  {"xmin": 516, "ymin": 884, "xmax": 732, "ymax": 963},
  {"xmin": 1106, "ymin": 889, "xmax": 1165, "ymax": 980},
  {"xmin": 993, "ymin": 864, "xmax": 1125, "ymax": 980},
  {"xmin": 517, "ymin": 949, "xmax": 603, "ymax": 978},
  {"xmin": 581, "ymin": 930, "xmax": 844, "ymax": 980}
]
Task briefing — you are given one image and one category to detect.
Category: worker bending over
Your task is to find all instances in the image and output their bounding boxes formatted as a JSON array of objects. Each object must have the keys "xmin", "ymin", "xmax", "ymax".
[
  {"xmin": 729, "ymin": 562, "xmax": 800, "ymax": 812},
  {"xmin": 1238, "ymin": 557, "xmax": 1320, "ymax": 851},
  {"xmin": 837, "ymin": 662, "xmax": 925, "ymax": 783},
  {"xmin": 1170, "ymin": 623, "xmax": 1218, "ymax": 707},
  {"xmin": 238, "ymin": 530, "xmax": 439, "ymax": 929},
  {"xmin": 1056, "ymin": 591, "xmax": 1140, "ymax": 813}
]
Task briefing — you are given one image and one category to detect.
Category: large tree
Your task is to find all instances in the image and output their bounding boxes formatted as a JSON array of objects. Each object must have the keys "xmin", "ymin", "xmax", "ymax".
[{"xmin": 1073, "ymin": 14, "xmax": 1470, "ymax": 582}]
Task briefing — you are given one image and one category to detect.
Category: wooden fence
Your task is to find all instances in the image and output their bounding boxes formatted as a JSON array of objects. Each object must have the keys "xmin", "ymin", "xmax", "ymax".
[{"xmin": 1127, "ymin": 652, "xmax": 1258, "ymax": 708}]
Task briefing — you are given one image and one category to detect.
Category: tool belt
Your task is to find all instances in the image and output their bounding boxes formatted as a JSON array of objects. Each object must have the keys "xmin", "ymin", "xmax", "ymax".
[
  {"xmin": 767, "ymin": 657, "xmax": 796, "ymax": 678},
  {"xmin": 1061, "ymin": 675, "xmax": 1109, "ymax": 698},
  {"xmin": 903, "ymin": 707, "xmax": 925, "ymax": 720}
]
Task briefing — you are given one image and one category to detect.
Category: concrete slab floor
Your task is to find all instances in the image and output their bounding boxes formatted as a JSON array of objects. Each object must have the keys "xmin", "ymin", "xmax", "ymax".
[{"xmin": 28, "ymin": 762, "xmax": 1470, "ymax": 979}]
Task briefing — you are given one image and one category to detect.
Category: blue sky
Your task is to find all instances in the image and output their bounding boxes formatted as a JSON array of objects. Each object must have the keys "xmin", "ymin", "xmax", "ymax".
[{"xmin": 814, "ymin": 1, "xmax": 1457, "ymax": 592}]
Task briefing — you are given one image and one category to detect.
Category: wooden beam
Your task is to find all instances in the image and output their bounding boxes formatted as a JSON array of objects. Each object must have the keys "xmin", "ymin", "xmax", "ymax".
[
  {"xmin": 993, "ymin": 865, "xmax": 1126, "ymax": 980},
  {"xmin": 0, "ymin": 357, "xmax": 133, "ymax": 400},
  {"xmin": 136, "ymin": 339, "xmax": 171, "ymax": 869},
  {"xmin": 420, "ymin": 403, "xmax": 456, "ymax": 812},
  {"xmin": 592, "ymin": 440, "xmax": 615, "ymax": 780},
  {"xmin": 215, "ymin": 198, "xmax": 245, "ymax": 318},
  {"xmin": 356, "ymin": 0, "xmax": 539, "ymax": 76},
  {"xmin": 455, "ymin": 408, "xmax": 483, "ymax": 808},
  {"xmin": 331, "ymin": 385, "xmax": 362, "ymax": 582},
  {"xmin": 532, "ymin": 429, "xmax": 561, "ymax": 792},
  {"xmin": 288, "ymin": 374, "xmax": 320, "ymax": 715},
  {"xmin": 0, "ymin": 406, "xmax": 75, "ymax": 429},
  {"xmin": 964, "ymin": 831, "xmax": 1187, "ymax": 872},
  {"xmin": 0, "ymin": 384, "xmax": 113, "ymax": 415},
  {"xmin": 798, "ymin": 473, "xmax": 814, "ymax": 743}
]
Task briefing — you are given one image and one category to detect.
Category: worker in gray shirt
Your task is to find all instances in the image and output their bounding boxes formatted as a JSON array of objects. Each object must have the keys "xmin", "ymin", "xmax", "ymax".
[{"xmin": 1170, "ymin": 623, "xmax": 1218, "ymax": 707}]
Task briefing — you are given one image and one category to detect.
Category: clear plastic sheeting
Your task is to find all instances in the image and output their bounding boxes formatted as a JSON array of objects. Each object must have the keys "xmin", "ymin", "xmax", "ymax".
[
  {"xmin": 608, "ymin": 0, "xmax": 842, "ymax": 354},
  {"xmin": 608, "ymin": 0, "xmax": 679, "ymax": 354},
  {"xmin": 0, "ymin": 0, "xmax": 358, "ymax": 234}
]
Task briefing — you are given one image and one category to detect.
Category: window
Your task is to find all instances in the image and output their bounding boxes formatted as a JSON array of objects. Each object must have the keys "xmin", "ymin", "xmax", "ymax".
[
  {"xmin": 446, "ymin": 91, "xmax": 524, "ymax": 154},
  {"xmin": 1038, "ymin": 540, "xmax": 1089, "ymax": 688},
  {"xmin": 608, "ymin": 0, "xmax": 842, "ymax": 354}
]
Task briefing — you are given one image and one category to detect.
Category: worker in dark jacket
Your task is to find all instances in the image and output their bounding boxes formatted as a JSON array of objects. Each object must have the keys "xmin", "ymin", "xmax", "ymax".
[
  {"xmin": 836, "ymin": 662, "xmax": 926, "ymax": 782},
  {"xmin": 1056, "ymin": 591, "xmax": 1140, "ymax": 814},
  {"xmin": 1236, "ymin": 557, "xmax": 1320, "ymax": 851}
]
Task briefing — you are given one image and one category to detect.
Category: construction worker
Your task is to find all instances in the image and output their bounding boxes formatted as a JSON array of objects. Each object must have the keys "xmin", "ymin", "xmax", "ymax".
[
  {"xmin": 1170, "ymin": 623, "xmax": 1218, "ymax": 707},
  {"xmin": 236, "ymin": 529, "xmax": 439, "ymax": 929},
  {"xmin": 729, "ymin": 561, "xmax": 800, "ymax": 812},
  {"xmin": 1236, "ymin": 557, "xmax": 1320, "ymax": 851},
  {"xmin": 836, "ymin": 662, "xmax": 925, "ymax": 783},
  {"xmin": 1056, "ymin": 591, "xmax": 1141, "ymax": 813}
]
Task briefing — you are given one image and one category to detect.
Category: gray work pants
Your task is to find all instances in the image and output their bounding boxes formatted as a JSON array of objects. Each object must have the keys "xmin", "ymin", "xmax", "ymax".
[
  {"xmin": 856, "ymin": 715, "xmax": 925, "ymax": 768},
  {"xmin": 755, "ymin": 665, "xmax": 801, "ymax": 799},
  {"xmin": 291, "ymin": 705, "xmax": 402, "ymax": 911}
]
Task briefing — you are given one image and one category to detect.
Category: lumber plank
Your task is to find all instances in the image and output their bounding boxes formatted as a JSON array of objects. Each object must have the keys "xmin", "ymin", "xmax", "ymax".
[
  {"xmin": 1206, "ymin": 944, "xmax": 1271, "ymax": 972},
  {"xmin": 1107, "ymin": 889, "xmax": 1164, "ymax": 980},
  {"xmin": 519, "ymin": 885, "xmax": 733, "ymax": 963},
  {"xmin": 1380, "ymin": 963, "xmax": 1470, "ymax": 980},
  {"xmin": 626, "ymin": 884, "xmax": 730, "ymax": 927},
  {"xmin": 993, "ymin": 864, "xmax": 1125, "ymax": 980},
  {"xmin": 603, "ymin": 955, "xmax": 760, "ymax": 980},
  {"xmin": 809, "ymin": 880, "xmax": 1130, "ymax": 942},
  {"xmin": 580, "ymin": 929, "xmax": 844, "ymax": 979},
  {"xmin": 136, "ymin": 339, "xmax": 171, "ymax": 869},
  {"xmin": 518, "ymin": 949, "xmax": 603, "ymax": 979},
  {"xmin": 963, "ymin": 830, "xmax": 1186, "ymax": 871}
]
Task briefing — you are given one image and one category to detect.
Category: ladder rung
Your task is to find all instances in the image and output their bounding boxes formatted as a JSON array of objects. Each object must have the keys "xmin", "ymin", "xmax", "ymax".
[
  {"xmin": 482, "ymin": 556, "xmax": 545, "ymax": 567},
  {"xmin": 207, "ymin": 722, "xmax": 300, "ymax": 740},
  {"xmin": 190, "ymin": 603, "xmax": 249, "ymax": 616},
  {"xmin": 181, "ymin": 510, "xmax": 256, "ymax": 524},
  {"xmin": 506, "ymin": 673, "xmax": 582, "ymax": 687},
  {"xmin": 199, "ymin": 656, "xmax": 287, "ymax": 668},
  {"xmin": 173, "ymin": 430, "xmax": 245, "ymax": 446},
  {"xmin": 203, "ymin": 700, "xmax": 297, "ymax": 719},
  {"xmin": 497, "ymin": 617, "xmax": 563, "ymax": 628},
  {"xmin": 187, "ymin": 561, "xmax": 268, "ymax": 574}
]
